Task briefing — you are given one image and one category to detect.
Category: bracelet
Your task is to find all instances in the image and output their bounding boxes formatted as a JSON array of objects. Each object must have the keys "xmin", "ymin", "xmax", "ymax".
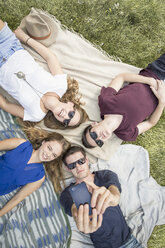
[{"xmin": 25, "ymin": 37, "xmax": 31, "ymax": 45}]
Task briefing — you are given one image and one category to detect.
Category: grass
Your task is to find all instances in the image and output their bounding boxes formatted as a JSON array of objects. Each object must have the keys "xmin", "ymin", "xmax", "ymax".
[{"xmin": 0, "ymin": 0, "xmax": 165, "ymax": 247}]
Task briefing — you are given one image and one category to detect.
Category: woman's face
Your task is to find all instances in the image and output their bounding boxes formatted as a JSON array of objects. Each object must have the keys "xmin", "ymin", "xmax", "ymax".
[
  {"xmin": 53, "ymin": 101, "xmax": 81, "ymax": 127},
  {"xmin": 38, "ymin": 140, "xmax": 63, "ymax": 162}
]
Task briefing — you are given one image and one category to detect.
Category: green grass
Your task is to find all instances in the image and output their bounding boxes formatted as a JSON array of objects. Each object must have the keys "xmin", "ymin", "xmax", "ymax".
[{"xmin": 0, "ymin": 0, "xmax": 165, "ymax": 247}]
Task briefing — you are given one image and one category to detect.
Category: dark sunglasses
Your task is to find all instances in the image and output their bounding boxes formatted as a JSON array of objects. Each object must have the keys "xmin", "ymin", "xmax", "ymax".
[
  {"xmin": 89, "ymin": 128, "xmax": 104, "ymax": 147},
  {"xmin": 63, "ymin": 105, "xmax": 76, "ymax": 127},
  {"xmin": 66, "ymin": 157, "xmax": 86, "ymax": 170}
]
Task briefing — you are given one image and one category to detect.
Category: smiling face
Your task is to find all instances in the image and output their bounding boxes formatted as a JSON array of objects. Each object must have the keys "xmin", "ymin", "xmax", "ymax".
[
  {"xmin": 65, "ymin": 151, "xmax": 90, "ymax": 180},
  {"xmin": 38, "ymin": 140, "xmax": 63, "ymax": 162},
  {"xmin": 53, "ymin": 101, "xmax": 81, "ymax": 127},
  {"xmin": 85, "ymin": 121, "xmax": 112, "ymax": 147}
]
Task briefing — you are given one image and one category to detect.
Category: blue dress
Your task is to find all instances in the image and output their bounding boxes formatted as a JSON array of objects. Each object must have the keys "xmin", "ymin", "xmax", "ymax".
[{"xmin": 0, "ymin": 141, "xmax": 45, "ymax": 195}]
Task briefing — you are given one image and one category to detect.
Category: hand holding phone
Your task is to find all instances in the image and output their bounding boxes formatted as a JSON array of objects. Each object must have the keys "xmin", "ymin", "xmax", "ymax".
[
  {"xmin": 69, "ymin": 181, "xmax": 92, "ymax": 216},
  {"xmin": 69, "ymin": 182, "xmax": 103, "ymax": 233}
]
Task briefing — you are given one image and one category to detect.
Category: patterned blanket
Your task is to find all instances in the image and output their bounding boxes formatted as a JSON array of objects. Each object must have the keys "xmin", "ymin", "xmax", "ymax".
[{"xmin": 0, "ymin": 110, "xmax": 71, "ymax": 248}]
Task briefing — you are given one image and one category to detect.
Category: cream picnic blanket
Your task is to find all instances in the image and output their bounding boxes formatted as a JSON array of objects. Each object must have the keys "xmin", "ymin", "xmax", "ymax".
[{"xmin": 0, "ymin": 7, "xmax": 140, "ymax": 163}]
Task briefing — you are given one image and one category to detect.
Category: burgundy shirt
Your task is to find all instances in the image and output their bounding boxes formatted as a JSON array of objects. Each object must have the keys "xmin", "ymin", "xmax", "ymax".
[{"xmin": 98, "ymin": 69, "xmax": 158, "ymax": 141}]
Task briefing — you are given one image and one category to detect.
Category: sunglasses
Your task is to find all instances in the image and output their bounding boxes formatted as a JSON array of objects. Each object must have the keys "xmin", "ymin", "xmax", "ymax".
[
  {"xmin": 66, "ymin": 157, "xmax": 86, "ymax": 170},
  {"xmin": 89, "ymin": 128, "xmax": 104, "ymax": 147},
  {"xmin": 63, "ymin": 105, "xmax": 76, "ymax": 127}
]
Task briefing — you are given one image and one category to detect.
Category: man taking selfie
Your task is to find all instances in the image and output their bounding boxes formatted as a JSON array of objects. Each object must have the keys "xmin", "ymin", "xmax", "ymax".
[{"xmin": 60, "ymin": 146, "xmax": 142, "ymax": 248}]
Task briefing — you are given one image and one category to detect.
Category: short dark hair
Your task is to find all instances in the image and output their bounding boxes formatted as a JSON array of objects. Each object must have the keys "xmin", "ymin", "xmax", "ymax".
[
  {"xmin": 62, "ymin": 146, "xmax": 86, "ymax": 166},
  {"xmin": 82, "ymin": 125, "xmax": 96, "ymax": 149}
]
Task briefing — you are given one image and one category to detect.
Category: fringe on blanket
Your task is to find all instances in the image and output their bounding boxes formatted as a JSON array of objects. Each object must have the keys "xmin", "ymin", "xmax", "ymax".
[{"xmin": 33, "ymin": 7, "xmax": 122, "ymax": 63}]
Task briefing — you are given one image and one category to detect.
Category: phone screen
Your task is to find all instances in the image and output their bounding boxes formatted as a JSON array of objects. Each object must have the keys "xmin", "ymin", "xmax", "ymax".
[{"xmin": 69, "ymin": 182, "xmax": 92, "ymax": 216}]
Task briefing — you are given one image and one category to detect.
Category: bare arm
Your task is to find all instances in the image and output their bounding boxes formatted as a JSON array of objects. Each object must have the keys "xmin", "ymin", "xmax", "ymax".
[
  {"xmin": 0, "ymin": 94, "xmax": 24, "ymax": 118},
  {"xmin": 108, "ymin": 73, "xmax": 157, "ymax": 92},
  {"xmin": 0, "ymin": 138, "xmax": 26, "ymax": 152},
  {"xmin": 14, "ymin": 28, "xmax": 63, "ymax": 76},
  {"xmin": 108, "ymin": 185, "xmax": 120, "ymax": 205},
  {"xmin": 137, "ymin": 80, "xmax": 165, "ymax": 135},
  {"xmin": 0, "ymin": 176, "xmax": 45, "ymax": 217}
]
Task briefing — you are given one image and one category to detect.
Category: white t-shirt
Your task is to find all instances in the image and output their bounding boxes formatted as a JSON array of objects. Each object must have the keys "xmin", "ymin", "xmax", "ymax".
[{"xmin": 0, "ymin": 50, "xmax": 67, "ymax": 122}]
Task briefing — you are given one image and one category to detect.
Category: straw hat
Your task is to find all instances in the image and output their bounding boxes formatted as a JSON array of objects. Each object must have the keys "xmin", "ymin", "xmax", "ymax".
[{"xmin": 20, "ymin": 12, "xmax": 58, "ymax": 46}]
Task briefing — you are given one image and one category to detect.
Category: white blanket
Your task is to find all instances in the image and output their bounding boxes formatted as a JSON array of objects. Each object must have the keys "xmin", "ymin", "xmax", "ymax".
[{"xmin": 67, "ymin": 144, "xmax": 165, "ymax": 248}]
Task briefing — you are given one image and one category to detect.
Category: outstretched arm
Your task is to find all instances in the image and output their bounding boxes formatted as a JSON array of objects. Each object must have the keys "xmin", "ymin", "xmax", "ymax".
[
  {"xmin": 0, "ymin": 177, "xmax": 45, "ymax": 217},
  {"xmin": 0, "ymin": 94, "xmax": 24, "ymax": 119},
  {"xmin": 14, "ymin": 28, "xmax": 63, "ymax": 76},
  {"xmin": 86, "ymin": 181, "xmax": 120, "ymax": 215},
  {"xmin": 137, "ymin": 80, "xmax": 165, "ymax": 134},
  {"xmin": 108, "ymin": 73, "xmax": 157, "ymax": 92},
  {"xmin": 0, "ymin": 137, "xmax": 26, "ymax": 152}
]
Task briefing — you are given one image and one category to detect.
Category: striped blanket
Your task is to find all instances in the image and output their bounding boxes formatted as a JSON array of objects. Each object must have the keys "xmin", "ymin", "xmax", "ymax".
[{"xmin": 0, "ymin": 110, "xmax": 71, "ymax": 248}]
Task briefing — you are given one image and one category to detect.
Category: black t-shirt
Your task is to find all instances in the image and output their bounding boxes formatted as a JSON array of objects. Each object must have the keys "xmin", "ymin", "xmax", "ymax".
[{"xmin": 60, "ymin": 170, "xmax": 131, "ymax": 248}]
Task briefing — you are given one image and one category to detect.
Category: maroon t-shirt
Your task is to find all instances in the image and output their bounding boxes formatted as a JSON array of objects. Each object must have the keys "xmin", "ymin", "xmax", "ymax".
[{"xmin": 98, "ymin": 69, "xmax": 158, "ymax": 141}]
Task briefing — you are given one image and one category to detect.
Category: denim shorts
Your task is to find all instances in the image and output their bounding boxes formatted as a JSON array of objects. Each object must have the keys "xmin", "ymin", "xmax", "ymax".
[
  {"xmin": 0, "ymin": 23, "xmax": 24, "ymax": 68},
  {"xmin": 119, "ymin": 234, "xmax": 143, "ymax": 248}
]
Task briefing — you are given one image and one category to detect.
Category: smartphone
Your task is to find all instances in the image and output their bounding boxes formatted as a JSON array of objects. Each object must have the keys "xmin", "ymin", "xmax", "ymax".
[{"xmin": 69, "ymin": 182, "xmax": 92, "ymax": 216}]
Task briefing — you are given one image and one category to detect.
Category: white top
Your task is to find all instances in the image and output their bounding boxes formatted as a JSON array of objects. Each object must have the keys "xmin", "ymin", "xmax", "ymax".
[{"xmin": 0, "ymin": 50, "xmax": 67, "ymax": 122}]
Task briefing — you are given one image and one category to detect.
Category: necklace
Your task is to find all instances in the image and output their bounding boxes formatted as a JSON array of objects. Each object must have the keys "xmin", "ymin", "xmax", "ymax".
[
  {"xmin": 14, "ymin": 71, "xmax": 60, "ymax": 112},
  {"xmin": 15, "ymin": 71, "xmax": 45, "ymax": 98}
]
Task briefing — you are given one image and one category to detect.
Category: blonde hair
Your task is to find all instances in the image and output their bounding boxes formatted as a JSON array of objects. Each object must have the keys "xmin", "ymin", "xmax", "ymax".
[
  {"xmin": 44, "ymin": 77, "xmax": 89, "ymax": 129},
  {"xmin": 22, "ymin": 126, "xmax": 70, "ymax": 192}
]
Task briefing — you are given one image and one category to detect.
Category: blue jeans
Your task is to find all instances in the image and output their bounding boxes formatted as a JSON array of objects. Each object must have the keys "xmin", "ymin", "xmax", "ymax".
[
  {"xmin": 119, "ymin": 234, "xmax": 143, "ymax": 248},
  {"xmin": 0, "ymin": 22, "xmax": 23, "ymax": 68},
  {"xmin": 146, "ymin": 53, "xmax": 165, "ymax": 81}
]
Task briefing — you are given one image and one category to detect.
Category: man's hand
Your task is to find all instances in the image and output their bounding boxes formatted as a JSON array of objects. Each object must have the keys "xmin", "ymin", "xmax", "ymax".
[
  {"xmin": 150, "ymin": 80, "xmax": 165, "ymax": 105},
  {"xmin": 71, "ymin": 203, "xmax": 102, "ymax": 234},
  {"xmin": 86, "ymin": 181, "xmax": 120, "ymax": 215},
  {"xmin": 147, "ymin": 77, "xmax": 157, "ymax": 89}
]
